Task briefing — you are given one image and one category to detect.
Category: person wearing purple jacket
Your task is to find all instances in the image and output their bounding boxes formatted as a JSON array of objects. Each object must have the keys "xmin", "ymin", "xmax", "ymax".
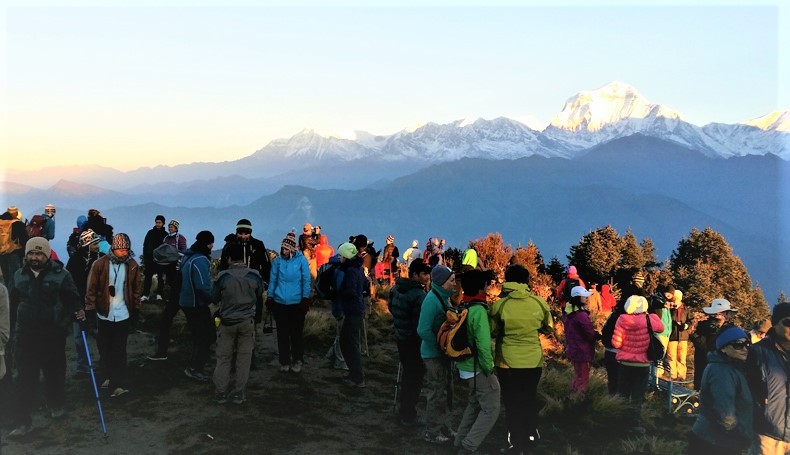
[{"xmin": 563, "ymin": 286, "xmax": 601, "ymax": 400}]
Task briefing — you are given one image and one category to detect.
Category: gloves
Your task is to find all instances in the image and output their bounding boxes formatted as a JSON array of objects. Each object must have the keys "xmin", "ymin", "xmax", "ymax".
[
  {"xmin": 265, "ymin": 297, "xmax": 274, "ymax": 312},
  {"xmin": 300, "ymin": 297, "xmax": 310, "ymax": 315}
]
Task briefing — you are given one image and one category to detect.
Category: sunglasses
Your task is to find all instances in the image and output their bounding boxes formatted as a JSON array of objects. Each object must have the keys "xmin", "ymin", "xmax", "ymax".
[
  {"xmin": 781, "ymin": 318, "xmax": 790, "ymax": 328},
  {"xmin": 728, "ymin": 340, "xmax": 751, "ymax": 350}
]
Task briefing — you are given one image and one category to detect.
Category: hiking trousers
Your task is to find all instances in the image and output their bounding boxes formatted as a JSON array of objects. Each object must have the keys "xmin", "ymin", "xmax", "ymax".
[
  {"xmin": 272, "ymin": 302, "xmax": 305, "ymax": 366},
  {"xmin": 214, "ymin": 319, "xmax": 255, "ymax": 394},
  {"xmin": 455, "ymin": 372, "xmax": 501, "ymax": 452},
  {"xmin": 423, "ymin": 357, "xmax": 451, "ymax": 438},
  {"xmin": 756, "ymin": 434, "xmax": 790, "ymax": 455},
  {"xmin": 183, "ymin": 306, "xmax": 215, "ymax": 372},
  {"xmin": 666, "ymin": 340, "xmax": 688, "ymax": 380},
  {"xmin": 14, "ymin": 330, "xmax": 67, "ymax": 426},
  {"xmin": 498, "ymin": 367, "xmax": 542, "ymax": 452},
  {"xmin": 617, "ymin": 363, "xmax": 650, "ymax": 421},
  {"xmin": 604, "ymin": 349, "xmax": 619, "ymax": 395},
  {"xmin": 340, "ymin": 313, "xmax": 364, "ymax": 383},
  {"xmin": 97, "ymin": 318, "xmax": 130, "ymax": 390},
  {"xmin": 396, "ymin": 337, "xmax": 424, "ymax": 421}
]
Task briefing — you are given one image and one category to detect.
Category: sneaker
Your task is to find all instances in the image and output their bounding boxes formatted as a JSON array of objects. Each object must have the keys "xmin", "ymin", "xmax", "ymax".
[
  {"xmin": 184, "ymin": 368, "xmax": 209, "ymax": 382},
  {"xmin": 230, "ymin": 391, "xmax": 247, "ymax": 404},
  {"xmin": 342, "ymin": 378, "xmax": 366, "ymax": 388},
  {"xmin": 280, "ymin": 364, "xmax": 290, "ymax": 373},
  {"xmin": 50, "ymin": 408, "xmax": 64, "ymax": 419},
  {"xmin": 110, "ymin": 387, "xmax": 129, "ymax": 397},
  {"xmin": 141, "ymin": 296, "xmax": 149, "ymax": 302},
  {"xmin": 424, "ymin": 432, "xmax": 451, "ymax": 444},
  {"xmin": 101, "ymin": 379, "xmax": 110, "ymax": 389},
  {"xmin": 8, "ymin": 424, "xmax": 32, "ymax": 437},
  {"xmin": 213, "ymin": 392, "xmax": 227, "ymax": 405},
  {"xmin": 147, "ymin": 353, "xmax": 168, "ymax": 361},
  {"xmin": 291, "ymin": 361, "xmax": 303, "ymax": 374},
  {"xmin": 156, "ymin": 294, "xmax": 163, "ymax": 301}
]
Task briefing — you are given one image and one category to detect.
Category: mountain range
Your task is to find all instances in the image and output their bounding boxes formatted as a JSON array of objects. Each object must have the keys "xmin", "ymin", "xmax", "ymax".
[{"xmin": 1, "ymin": 82, "xmax": 788, "ymax": 301}]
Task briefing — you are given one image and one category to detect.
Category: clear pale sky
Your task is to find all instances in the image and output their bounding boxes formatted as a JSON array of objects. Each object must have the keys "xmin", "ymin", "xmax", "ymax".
[{"xmin": 1, "ymin": 0, "xmax": 787, "ymax": 171}]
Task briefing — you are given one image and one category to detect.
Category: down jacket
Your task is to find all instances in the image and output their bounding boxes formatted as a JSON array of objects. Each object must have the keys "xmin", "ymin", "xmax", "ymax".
[
  {"xmin": 746, "ymin": 334, "xmax": 790, "ymax": 442},
  {"xmin": 612, "ymin": 313, "xmax": 665, "ymax": 364}
]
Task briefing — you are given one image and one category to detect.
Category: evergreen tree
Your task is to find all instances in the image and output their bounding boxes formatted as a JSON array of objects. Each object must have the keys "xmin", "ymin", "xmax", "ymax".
[
  {"xmin": 618, "ymin": 229, "xmax": 644, "ymax": 272},
  {"xmin": 641, "ymin": 238, "xmax": 660, "ymax": 269},
  {"xmin": 778, "ymin": 291, "xmax": 789, "ymax": 305},
  {"xmin": 546, "ymin": 256, "xmax": 565, "ymax": 285},
  {"xmin": 511, "ymin": 241, "xmax": 543, "ymax": 279},
  {"xmin": 470, "ymin": 233, "xmax": 512, "ymax": 282},
  {"xmin": 567, "ymin": 225, "xmax": 622, "ymax": 283},
  {"xmin": 669, "ymin": 227, "xmax": 769, "ymax": 325}
]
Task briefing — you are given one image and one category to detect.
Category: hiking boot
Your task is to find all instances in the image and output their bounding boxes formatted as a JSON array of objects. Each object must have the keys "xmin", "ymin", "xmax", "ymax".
[
  {"xmin": 231, "ymin": 391, "xmax": 247, "ymax": 404},
  {"xmin": 213, "ymin": 392, "xmax": 227, "ymax": 405},
  {"xmin": 184, "ymin": 368, "xmax": 209, "ymax": 382},
  {"xmin": 50, "ymin": 408, "xmax": 64, "ymax": 419},
  {"xmin": 110, "ymin": 388, "xmax": 129, "ymax": 397},
  {"xmin": 141, "ymin": 295, "xmax": 149, "ymax": 302},
  {"xmin": 8, "ymin": 424, "xmax": 32, "ymax": 437},
  {"xmin": 280, "ymin": 364, "xmax": 290, "ymax": 373},
  {"xmin": 147, "ymin": 353, "xmax": 168, "ymax": 361},
  {"xmin": 424, "ymin": 432, "xmax": 451, "ymax": 444},
  {"xmin": 291, "ymin": 361, "xmax": 303, "ymax": 373},
  {"xmin": 101, "ymin": 379, "xmax": 110, "ymax": 389}
]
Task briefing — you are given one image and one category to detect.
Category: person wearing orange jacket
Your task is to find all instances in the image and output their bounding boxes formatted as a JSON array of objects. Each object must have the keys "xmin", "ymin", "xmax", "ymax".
[{"xmin": 315, "ymin": 234, "xmax": 334, "ymax": 269}]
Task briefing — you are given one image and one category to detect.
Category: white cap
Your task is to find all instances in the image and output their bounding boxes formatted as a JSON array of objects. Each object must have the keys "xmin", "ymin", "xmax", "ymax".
[
  {"xmin": 570, "ymin": 286, "xmax": 592, "ymax": 298},
  {"xmin": 703, "ymin": 298, "xmax": 737, "ymax": 314}
]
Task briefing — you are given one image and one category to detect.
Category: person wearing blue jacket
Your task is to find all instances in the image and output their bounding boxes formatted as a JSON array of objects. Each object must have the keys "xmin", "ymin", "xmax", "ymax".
[
  {"xmin": 266, "ymin": 231, "xmax": 311, "ymax": 374},
  {"xmin": 337, "ymin": 240, "xmax": 367, "ymax": 387},
  {"xmin": 179, "ymin": 231, "xmax": 215, "ymax": 382}
]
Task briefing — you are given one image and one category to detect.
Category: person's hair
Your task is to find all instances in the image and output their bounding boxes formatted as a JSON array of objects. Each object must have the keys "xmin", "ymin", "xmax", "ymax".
[
  {"xmin": 664, "ymin": 284, "xmax": 676, "ymax": 294},
  {"xmin": 461, "ymin": 269, "xmax": 488, "ymax": 296},
  {"xmin": 504, "ymin": 264, "xmax": 530, "ymax": 284},
  {"xmin": 428, "ymin": 254, "xmax": 441, "ymax": 267},
  {"xmin": 569, "ymin": 295, "xmax": 584, "ymax": 310}
]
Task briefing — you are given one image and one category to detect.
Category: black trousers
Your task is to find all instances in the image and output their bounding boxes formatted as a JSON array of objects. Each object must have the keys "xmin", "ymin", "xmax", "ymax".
[
  {"xmin": 97, "ymin": 318, "xmax": 130, "ymax": 390},
  {"xmin": 14, "ymin": 331, "xmax": 67, "ymax": 426},
  {"xmin": 143, "ymin": 261, "xmax": 164, "ymax": 296},
  {"xmin": 340, "ymin": 314, "xmax": 364, "ymax": 383},
  {"xmin": 272, "ymin": 303, "xmax": 305, "ymax": 365},
  {"xmin": 156, "ymin": 266, "xmax": 182, "ymax": 355},
  {"xmin": 396, "ymin": 338, "xmax": 424, "ymax": 421},
  {"xmin": 604, "ymin": 350, "xmax": 619, "ymax": 395},
  {"xmin": 183, "ymin": 306, "xmax": 215, "ymax": 372},
  {"xmin": 497, "ymin": 367, "xmax": 543, "ymax": 451}
]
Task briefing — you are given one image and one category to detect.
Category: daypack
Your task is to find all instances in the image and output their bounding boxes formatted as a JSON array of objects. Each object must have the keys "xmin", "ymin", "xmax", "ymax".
[
  {"xmin": 561, "ymin": 277, "xmax": 580, "ymax": 303},
  {"xmin": 437, "ymin": 300, "xmax": 485, "ymax": 361},
  {"xmin": 153, "ymin": 243, "xmax": 180, "ymax": 265},
  {"xmin": 26, "ymin": 214, "xmax": 48, "ymax": 238},
  {"xmin": 0, "ymin": 219, "xmax": 21, "ymax": 255},
  {"xmin": 315, "ymin": 262, "xmax": 339, "ymax": 300}
]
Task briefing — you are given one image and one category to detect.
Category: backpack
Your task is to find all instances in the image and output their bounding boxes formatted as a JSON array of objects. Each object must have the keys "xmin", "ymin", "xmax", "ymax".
[
  {"xmin": 26, "ymin": 214, "xmax": 48, "ymax": 238},
  {"xmin": 153, "ymin": 243, "xmax": 180, "ymax": 265},
  {"xmin": 0, "ymin": 219, "xmax": 21, "ymax": 255},
  {"xmin": 315, "ymin": 263, "xmax": 339, "ymax": 300},
  {"xmin": 561, "ymin": 277, "xmax": 580, "ymax": 303},
  {"xmin": 436, "ymin": 300, "xmax": 485, "ymax": 361}
]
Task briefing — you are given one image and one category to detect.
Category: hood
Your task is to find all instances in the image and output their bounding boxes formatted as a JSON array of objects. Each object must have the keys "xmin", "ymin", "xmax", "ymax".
[
  {"xmin": 394, "ymin": 277, "xmax": 425, "ymax": 292},
  {"xmin": 501, "ymin": 281, "xmax": 532, "ymax": 299},
  {"xmin": 318, "ymin": 234, "xmax": 328, "ymax": 246},
  {"xmin": 601, "ymin": 284, "xmax": 612, "ymax": 295},
  {"xmin": 430, "ymin": 281, "xmax": 455, "ymax": 298},
  {"xmin": 76, "ymin": 215, "xmax": 88, "ymax": 229}
]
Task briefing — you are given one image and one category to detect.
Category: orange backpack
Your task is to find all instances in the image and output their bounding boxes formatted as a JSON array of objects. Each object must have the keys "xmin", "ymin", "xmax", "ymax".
[{"xmin": 0, "ymin": 219, "xmax": 21, "ymax": 255}]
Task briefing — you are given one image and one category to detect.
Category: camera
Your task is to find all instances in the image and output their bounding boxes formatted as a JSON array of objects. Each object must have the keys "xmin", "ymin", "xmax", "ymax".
[{"xmin": 109, "ymin": 285, "xmax": 116, "ymax": 297}]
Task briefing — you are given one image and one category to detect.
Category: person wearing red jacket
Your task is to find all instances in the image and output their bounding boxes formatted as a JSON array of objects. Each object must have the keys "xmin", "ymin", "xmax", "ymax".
[
  {"xmin": 555, "ymin": 266, "xmax": 585, "ymax": 312},
  {"xmin": 314, "ymin": 234, "xmax": 334, "ymax": 268},
  {"xmin": 612, "ymin": 295, "xmax": 665, "ymax": 432},
  {"xmin": 600, "ymin": 284, "xmax": 617, "ymax": 314}
]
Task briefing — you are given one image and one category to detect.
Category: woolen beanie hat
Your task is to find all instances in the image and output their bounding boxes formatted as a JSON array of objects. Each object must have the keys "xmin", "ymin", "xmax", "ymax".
[
  {"xmin": 716, "ymin": 326, "xmax": 749, "ymax": 350},
  {"xmin": 236, "ymin": 218, "xmax": 253, "ymax": 233},
  {"xmin": 80, "ymin": 229, "xmax": 100, "ymax": 247},
  {"xmin": 7, "ymin": 206, "xmax": 19, "ymax": 218},
  {"xmin": 169, "ymin": 219, "xmax": 180, "ymax": 231},
  {"xmin": 281, "ymin": 231, "xmax": 297, "ymax": 254},
  {"xmin": 431, "ymin": 265, "xmax": 453, "ymax": 286},
  {"xmin": 633, "ymin": 271, "xmax": 645, "ymax": 285},
  {"xmin": 412, "ymin": 240, "xmax": 418, "ymax": 248},
  {"xmin": 624, "ymin": 295, "xmax": 648, "ymax": 314},
  {"xmin": 155, "ymin": 215, "xmax": 166, "ymax": 223},
  {"xmin": 568, "ymin": 265, "xmax": 578, "ymax": 275},
  {"xmin": 338, "ymin": 242, "xmax": 358, "ymax": 260},
  {"xmin": 386, "ymin": 235, "xmax": 394, "ymax": 245},
  {"xmin": 111, "ymin": 233, "xmax": 132, "ymax": 250},
  {"xmin": 770, "ymin": 302, "xmax": 790, "ymax": 326},
  {"xmin": 44, "ymin": 203, "xmax": 56, "ymax": 214},
  {"xmin": 76, "ymin": 215, "xmax": 88, "ymax": 229},
  {"xmin": 25, "ymin": 237, "xmax": 51, "ymax": 257},
  {"xmin": 196, "ymin": 230, "xmax": 215, "ymax": 246}
]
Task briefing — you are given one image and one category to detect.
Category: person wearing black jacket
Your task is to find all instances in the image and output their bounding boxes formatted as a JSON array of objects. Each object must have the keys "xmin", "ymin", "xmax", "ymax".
[
  {"xmin": 219, "ymin": 219, "xmax": 271, "ymax": 321},
  {"xmin": 141, "ymin": 215, "xmax": 167, "ymax": 301},
  {"xmin": 690, "ymin": 298, "xmax": 735, "ymax": 391}
]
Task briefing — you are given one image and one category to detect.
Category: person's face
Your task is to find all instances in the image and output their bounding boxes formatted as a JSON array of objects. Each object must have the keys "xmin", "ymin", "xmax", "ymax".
[
  {"xmin": 441, "ymin": 273, "xmax": 456, "ymax": 292},
  {"xmin": 26, "ymin": 250, "xmax": 48, "ymax": 270},
  {"xmin": 774, "ymin": 317, "xmax": 790, "ymax": 342},
  {"xmin": 712, "ymin": 313, "xmax": 727, "ymax": 325},
  {"xmin": 88, "ymin": 242, "xmax": 100, "ymax": 253},
  {"xmin": 155, "ymin": 220, "xmax": 164, "ymax": 229},
  {"xmin": 45, "ymin": 208, "xmax": 56, "ymax": 217},
  {"xmin": 664, "ymin": 292, "xmax": 674, "ymax": 302},
  {"xmin": 416, "ymin": 271, "xmax": 430, "ymax": 286},
  {"xmin": 237, "ymin": 231, "xmax": 251, "ymax": 242},
  {"xmin": 721, "ymin": 338, "xmax": 750, "ymax": 362},
  {"xmin": 579, "ymin": 295, "xmax": 589, "ymax": 305},
  {"xmin": 168, "ymin": 225, "xmax": 176, "ymax": 234},
  {"xmin": 280, "ymin": 247, "xmax": 293, "ymax": 259},
  {"xmin": 113, "ymin": 248, "xmax": 129, "ymax": 261}
]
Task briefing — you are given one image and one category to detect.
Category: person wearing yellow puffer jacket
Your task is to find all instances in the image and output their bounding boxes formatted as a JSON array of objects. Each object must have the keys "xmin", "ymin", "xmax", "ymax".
[{"xmin": 490, "ymin": 264, "xmax": 553, "ymax": 455}]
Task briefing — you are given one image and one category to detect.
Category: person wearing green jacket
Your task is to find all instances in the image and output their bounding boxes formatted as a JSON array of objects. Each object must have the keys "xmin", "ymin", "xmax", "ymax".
[
  {"xmin": 454, "ymin": 269, "xmax": 500, "ymax": 455},
  {"xmin": 490, "ymin": 265, "xmax": 553, "ymax": 454},
  {"xmin": 416, "ymin": 264, "xmax": 457, "ymax": 444}
]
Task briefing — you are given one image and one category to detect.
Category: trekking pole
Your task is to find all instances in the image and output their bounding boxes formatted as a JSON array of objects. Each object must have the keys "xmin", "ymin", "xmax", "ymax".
[
  {"xmin": 362, "ymin": 315, "xmax": 369, "ymax": 357},
  {"xmin": 392, "ymin": 362, "xmax": 402, "ymax": 414},
  {"xmin": 81, "ymin": 328, "xmax": 108, "ymax": 440}
]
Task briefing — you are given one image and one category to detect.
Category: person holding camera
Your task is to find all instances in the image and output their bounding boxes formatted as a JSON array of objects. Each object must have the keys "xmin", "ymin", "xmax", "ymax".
[{"xmin": 85, "ymin": 233, "xmax": 141, "ymax": 398}]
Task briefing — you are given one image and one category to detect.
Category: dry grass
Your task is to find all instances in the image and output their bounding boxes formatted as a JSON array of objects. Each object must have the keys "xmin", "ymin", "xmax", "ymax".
[{"xmin": 302, "ymin": 310, "xmax": 335, "ymax": 348}]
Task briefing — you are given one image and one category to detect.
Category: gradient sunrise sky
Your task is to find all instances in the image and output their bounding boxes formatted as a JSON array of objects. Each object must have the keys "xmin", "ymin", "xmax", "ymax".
[{"xmin": 2, "ymin": 0, "xmax": 787, "ymax": 172}]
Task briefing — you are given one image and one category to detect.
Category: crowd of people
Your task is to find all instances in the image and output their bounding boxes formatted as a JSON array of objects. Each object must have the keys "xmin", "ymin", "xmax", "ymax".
[{"xmin": 0, "ymin": 204, "xmax": 788, "ymax": 455}]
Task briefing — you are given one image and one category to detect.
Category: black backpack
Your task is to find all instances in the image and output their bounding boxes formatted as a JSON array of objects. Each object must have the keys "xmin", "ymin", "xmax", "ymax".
[
  {"xmin": 316, "ymin": 263, "xmax": 339, "ymax": 299},
  {"xmin": 561, "ymin": 277, "xmax": 580, "ymax": 303}
]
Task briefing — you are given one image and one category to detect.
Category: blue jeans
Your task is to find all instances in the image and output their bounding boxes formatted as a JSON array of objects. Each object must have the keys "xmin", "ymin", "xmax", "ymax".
[{"xmin": 73, "ymin": 322, "xmax": 89, "ymax": 373}]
